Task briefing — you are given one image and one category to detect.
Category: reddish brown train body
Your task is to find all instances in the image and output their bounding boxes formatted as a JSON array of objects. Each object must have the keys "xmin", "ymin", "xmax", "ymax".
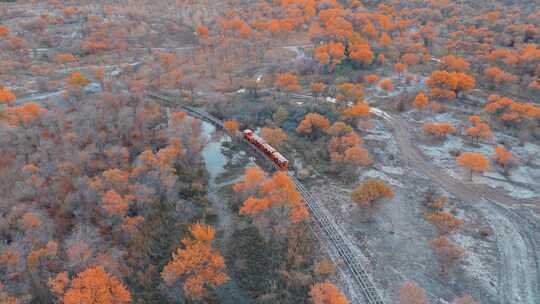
[{"xmin": 243, "ymin": 129, "xmax": 289, "ymax": 170}]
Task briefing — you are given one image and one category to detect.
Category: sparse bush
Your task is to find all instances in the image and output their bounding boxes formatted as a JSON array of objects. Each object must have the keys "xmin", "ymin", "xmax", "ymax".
[
  {"xmin": 479, "ymin": 226, "xmax": 494, "ymax": 238},
  {"xmin": 313, "ymin": 259, "xmax": 336, "ymax": 279},
  {"xmin": 351, "ymin": 178, "xmax": 394, "ymax": 221},
  {"xmin": 449, "ymin": 149, "xmax": 461, "ymax": 157}
]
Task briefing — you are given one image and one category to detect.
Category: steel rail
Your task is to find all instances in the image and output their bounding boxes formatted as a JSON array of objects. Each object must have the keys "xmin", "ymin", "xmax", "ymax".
[{"xmin": 147, "ymin": 91, "xmax": 385, "ymax": 304}]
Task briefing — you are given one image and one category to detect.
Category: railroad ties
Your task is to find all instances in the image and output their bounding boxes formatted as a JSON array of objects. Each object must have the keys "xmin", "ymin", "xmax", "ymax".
[
  {"xmin": 147, "ymin": 91, "xmax": 385, "ymax": 304},
  {"xmin": 290, "ymin": 177, "xmax": 384, "ymax": 304},
  {"xmin": 147, "ymin": 91, "xmax": 226, "ymax": 129}
]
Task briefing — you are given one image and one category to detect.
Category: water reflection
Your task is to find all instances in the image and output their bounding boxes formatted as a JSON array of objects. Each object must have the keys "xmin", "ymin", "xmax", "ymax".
[{"xmin": 201, "ymin": 122, "xmax": 228, "ymax": 187}]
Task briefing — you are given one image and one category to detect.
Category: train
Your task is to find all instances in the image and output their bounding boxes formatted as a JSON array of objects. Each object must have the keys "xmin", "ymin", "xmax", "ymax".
[{"xmin": 243, "ymin": 129, "xmax": 289, "ymax": 171}]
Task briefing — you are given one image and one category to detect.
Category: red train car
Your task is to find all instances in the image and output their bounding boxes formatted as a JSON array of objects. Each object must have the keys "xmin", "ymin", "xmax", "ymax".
[{"xmin": 243, "ymin": 129, "xmax": 289, "ymax": 170}]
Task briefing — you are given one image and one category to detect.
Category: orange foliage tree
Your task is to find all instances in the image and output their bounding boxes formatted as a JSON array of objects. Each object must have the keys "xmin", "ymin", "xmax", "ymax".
[
  {"xmin": 63, "ymin": 7, "xmax": 78, "ymax": 18},
  {"xmin": 327, "ymin": 128, "xmax": 372, "ymax": 167},
  {"xmin": 379, "ymin": 79, "xmax": 394, "ymax": 93},
  {"xmin": 457, "ymin": 152, "xmax": 490, "ymax": 180},
  {"xmin": 101, "ymin": 190, "xmax": 130, "ymax": 217},
  {"xmin": 0, "ymin": 87, "xmax": 16, "ymax": 104},
  {"xmin": 48, "ymin": 272, "xmax": 70, "ymax": 296},
  {"xmin": 344, "ymin": 146, "xmax": 372, "ymax": 167},
  {"xmin": 314, "ymin": 42, "xmax": 345, "ymax": 71},
  {"xmin": 223, "ymin": 119, "xmax": 240, "ymax": 135},
  {"xmin": 379, "ymin": 32, "xmax": 392, "ymax": 48},
  {"xmin": 311, "ymin": 82, "xmax": 327, "ymax": 101},
  {"xmin": 349, "ymin": 42, "xmax": 374, "ymax": 66},
  {"xmin": 399, "ymin": 281, "xmax": 427, "ymax": 304},
  {"xmin": 65, "ymin": 72, "xmax": 90, "ymax": 87},
  {"xmin": 454, "ymin": 72, "xmax": 476, "ymax": 95},
  {"xmin": 81, "ymin": 30, "xmax": 108, "ymax": 54},
  {"xmin": 238, "ymin": 171, "xmax": 309, "ymax": 226},
  {"xmin": 342, "ymin": 102, "xmax": 370, "ymax": 120},
  {"xmin": 275, "ymin": 73, "xmax": 301, "ymax": 97},
  {"xmin": 528, "ymin": 78, "xmax": 540, "ymax": 91},
  {"xmin": 1, "ymin": 102, "xmax": 47, "ymax": 127},
  {"xmin": 161, "ymin": 224, "xmax": 229, "ymax": 299},
  {"xmin": 427, "ymin": 211, "xmax": 464, "ymax": 235},
  {"xmin": 20, "ymin": 212, "xmax": 41, "ymax": 230},
  {"xmin": 56, "ymin": 53, "xmax": 77, "ymax": 64},
  {"xmin": 493, "ymin": 146, "xmax": 515, "ymax": 175},
  {"xmin": 426, "ymin": 70, "xmax": 475, "ymax": 100},
  {"xmin": 401, "ymin": 53, "xmax": 420, "ymax": 67},
  {"xmin": 233, "ymin": 166, "xmax": 267, "ymax": 195},
  {"xmin": 351, "ymin": 178, "xmax": 394, "ymax": 220},
  {"xmin": 296, "ymin": 113, "xmax": 330, "ymax": 139},
  {"xmin": 364, "ymin": 74, "xmax": 379, "ymax": 85},
  {"xmin": 336, "ymin": 83, "xmax": 364, "ymax": 103},
  {"xmin": 309, "ymin": 281, "xmax": 348, "ymax": 304},
  {"xmin": 422, "ymin": 122, "xmax": 455, "ymax": 139},
  {"xmin": 441, "ymin": 55, "xmax": 470, "ymax": 72},
  {"xmin": 314, "ymin": 260, "xmax": 336, "ymax": 279},
  {"xmin": 61, "ymin": 267, "xmax": 131, "ymax": 304},
  {"xmin": 260, "ymin": 127, "xmax": 288, "ymax": 147},
  {"xmin": 94, "ymin": 68, "xmax": 105, "ymax": 84},
  {"xmin": 465, "ymin": 115, "xmax": 492, "ymax": 144},
  {"xmin": 0, "ymin": 25, "xmax": 9, "ymax": 38},
  {"xmin": 412, "ymin": 92, "xmax": 429, "ymax": 110},
  {"xmin": 395, "ymin": 63, "xmax": 407, "ymax": 78},
  {"xmin": 362, "ymin": 21, "xmax": 378, "ymax": 39},
  {"xmin": 484, "ymin": 66, "xmax": 518, "ymax": 88},
  {"xmin": 426, "ymin": 70, "xmax": 459, "ymax": 100},
  {"xmin": 158, "ymin": 52, "xmax": 176, "ymax": 71},
  {"xmin": 428, "ymin": 236, "xmax": 465, "ymax": 275},
  {"xmin": 484, "ymin": 95, "xmax": 540, "ymax": 127},
  {"xmin": 326, "ymin": 121, "xmax": 353, "ymax": 137},
  {"xmin": 196, "ymin": 25, "xmax": 210, "ymax": 39},
  {"xmin": 103, "ymin": 168, "xmax": 129, "ymax": 186}
]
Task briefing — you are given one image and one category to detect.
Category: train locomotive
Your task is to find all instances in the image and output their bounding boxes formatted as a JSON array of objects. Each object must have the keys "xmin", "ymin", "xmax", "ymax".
[{"xmin": 243, "ymin": 129, "xmax": 288, "ymax": 170}]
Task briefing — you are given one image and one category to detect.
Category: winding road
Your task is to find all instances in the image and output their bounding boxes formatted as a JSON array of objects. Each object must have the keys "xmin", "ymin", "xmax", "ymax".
[{"xmin": 371, "ymin": 109, "xmax": 540, "ymax": 304}]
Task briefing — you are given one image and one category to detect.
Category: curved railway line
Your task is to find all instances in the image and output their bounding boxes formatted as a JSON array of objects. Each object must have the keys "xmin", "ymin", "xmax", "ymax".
[{"xmin": 147, "ymin": 91, "xmax": 385, "ymax": 304}]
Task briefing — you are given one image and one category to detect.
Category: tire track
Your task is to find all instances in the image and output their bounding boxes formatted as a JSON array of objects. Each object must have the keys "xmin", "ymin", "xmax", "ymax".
[{"xmin": 374, "ymin": 110, "xmax": 539, "ymax": 303}]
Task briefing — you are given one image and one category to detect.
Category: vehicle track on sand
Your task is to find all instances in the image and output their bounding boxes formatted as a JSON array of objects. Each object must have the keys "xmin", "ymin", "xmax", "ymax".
[
  {"xmin": 482, "ymin": 198, "xmax": 540, "ymax": 304},
  {"xmin": 376, "ymin": 110, "xmax": 539, "ymax": 304}
]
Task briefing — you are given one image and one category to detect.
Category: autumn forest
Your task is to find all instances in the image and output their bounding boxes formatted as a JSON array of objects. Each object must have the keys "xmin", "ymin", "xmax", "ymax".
[{"xmin": 0, "ymin": 0, "xmax": 539, "ymax": 304}]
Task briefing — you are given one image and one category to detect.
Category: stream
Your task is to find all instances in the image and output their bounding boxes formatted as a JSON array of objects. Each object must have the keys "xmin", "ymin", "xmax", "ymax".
[
  {"xmin": 201, "ymin": 121, "xmax": 252, "ymax": 304},
  {"xmin": 202, "ymin": 122, "xmax": 228, "ymax": 186}
]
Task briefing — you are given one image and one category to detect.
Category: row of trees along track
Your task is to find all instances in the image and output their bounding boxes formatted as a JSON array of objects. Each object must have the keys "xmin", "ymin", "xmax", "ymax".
[{"xmin": 147, "ymin": 91, "xmax": 385, "ymax": 304}]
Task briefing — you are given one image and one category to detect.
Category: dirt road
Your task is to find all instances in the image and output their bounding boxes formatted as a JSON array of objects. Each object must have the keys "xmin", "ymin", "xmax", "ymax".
[{"xmin": 378, "ymin": 111, "xmax": 540, "ymax": 304}]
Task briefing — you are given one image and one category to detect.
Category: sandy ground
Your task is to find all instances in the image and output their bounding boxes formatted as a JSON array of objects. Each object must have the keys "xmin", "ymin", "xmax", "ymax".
[{"xmin": 310, "ymin": 110, "xmax": 539, "ymax": 303}]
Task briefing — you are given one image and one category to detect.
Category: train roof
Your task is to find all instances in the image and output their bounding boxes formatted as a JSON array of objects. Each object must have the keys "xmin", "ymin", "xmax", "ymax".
[
  {"xmin": 251, "ymin": 134, "xmax": 266, "ymax": 142},
  {"xmin": 273, "ymin": 152, "xmax": 288, "ymax": 163},
  {"xmin": 262, "ymin": 143, "xmax": 277, "ymax": 153}
]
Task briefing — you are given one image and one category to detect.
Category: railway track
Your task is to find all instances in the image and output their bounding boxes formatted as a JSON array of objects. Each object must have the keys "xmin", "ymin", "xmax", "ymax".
[
  {"xmin": 147, "ymin": 91, "xmax": 385, "ymax": 304},
  {"xmin": 290, "ymin": 177, "xmax": 384, "ymax": 304}
]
